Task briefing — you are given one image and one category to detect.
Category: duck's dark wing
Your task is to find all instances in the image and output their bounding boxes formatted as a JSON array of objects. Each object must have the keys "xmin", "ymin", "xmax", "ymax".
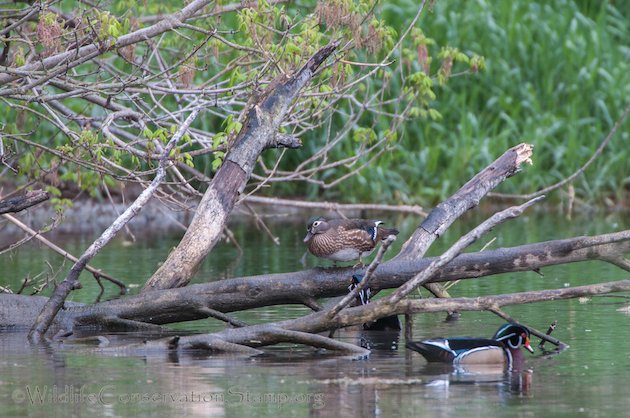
[
  {"xmin": 407, "ymin": 337, "xmax": 503, "ymax": 363},
  {"xmin": 406, "ymin": 339, "xmax": 457, "ymax": 363},
  {"xmin": 447, "ymin": 338, "xmax": 502, "ymax": 352}
]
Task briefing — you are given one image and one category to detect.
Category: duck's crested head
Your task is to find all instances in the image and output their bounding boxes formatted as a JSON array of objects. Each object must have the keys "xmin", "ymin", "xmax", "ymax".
[{"xmin": 493, "ymin": 323, "xmax": 534, "ymax": 353}]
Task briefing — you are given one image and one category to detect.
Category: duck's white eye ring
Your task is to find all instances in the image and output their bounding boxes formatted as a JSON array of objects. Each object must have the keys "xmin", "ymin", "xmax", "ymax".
[{"xmin": 312, "ymin": 221, "xmax": 321, "ymax": 228}]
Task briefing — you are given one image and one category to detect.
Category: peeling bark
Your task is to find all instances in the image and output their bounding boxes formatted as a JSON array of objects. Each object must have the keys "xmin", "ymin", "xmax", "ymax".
[
  {"xmin": 143, "ymin": 41, "xmax": 340, "ymax": 291},
  {"xmin": 0, "ymin": 189, "xmax": 50, "ymax": 214}
]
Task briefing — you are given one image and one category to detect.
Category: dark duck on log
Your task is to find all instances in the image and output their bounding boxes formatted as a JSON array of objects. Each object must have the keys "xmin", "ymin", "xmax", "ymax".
[
  {"xmin": 303, "ymin": 217, "xmax": 399, "ymax": 266},
  {"xmin": 406, "ymin": 324, "xmax": 534, "ymax": 370}
]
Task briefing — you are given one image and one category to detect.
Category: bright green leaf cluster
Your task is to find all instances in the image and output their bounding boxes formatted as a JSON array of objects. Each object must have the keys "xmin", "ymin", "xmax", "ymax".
[
  {"xmin": 353, "ymin": 127, "xmax": 377, "ymax": 144},
  {"xmin": 94, "ymin": 11, "xmax": 124, "ymax": 40}
]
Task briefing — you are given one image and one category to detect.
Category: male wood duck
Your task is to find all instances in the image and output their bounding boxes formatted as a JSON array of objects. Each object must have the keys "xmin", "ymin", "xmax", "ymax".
[
  {"xmin": 304, "ymin": 217, "xmax": 399, "ymax": 265},
  {"xmin": 349, "ymin": 274, "xmax": 401, "ymax": 331},
  {"xmin": 406, "ymin": 323, "xmax": 534, "ymax": 369}
]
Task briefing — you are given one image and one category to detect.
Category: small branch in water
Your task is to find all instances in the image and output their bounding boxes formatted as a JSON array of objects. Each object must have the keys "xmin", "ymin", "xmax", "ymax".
[
  {"xmin": 197, "ymin": 307, "xmax": 248, "ymax": 328},
  {"xmin": 539, "ymin": 320, "xmax": 558, "ymax": 349},
  {"xmin": 261, "ymin": 328, "xmax": 369, "ymax": 357},
  {"xmin": 303, "ymin": 297, "xmax": 323, "ymax": 311},
  {"xmin": 488, "ymin": 306, "xmax": 567, "ymax": 348},
  {"xmin": 179, "ymin": 336, "xmax": 264, "ymax": 355}
]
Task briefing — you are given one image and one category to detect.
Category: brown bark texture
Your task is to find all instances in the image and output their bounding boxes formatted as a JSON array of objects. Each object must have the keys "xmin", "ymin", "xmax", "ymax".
[{"xmin": 142, "ymin": 41, "xmax": 339, "ymax": 291}]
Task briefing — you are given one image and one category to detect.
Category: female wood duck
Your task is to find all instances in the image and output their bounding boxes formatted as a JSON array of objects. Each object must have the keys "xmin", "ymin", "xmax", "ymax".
[
  {"xmin": 303, "ymin": 217, "xmax": 399, "ymax": 265},
  {"xmin": 406, "ymin": 324, "xmax": 534, "ymax": 369}
]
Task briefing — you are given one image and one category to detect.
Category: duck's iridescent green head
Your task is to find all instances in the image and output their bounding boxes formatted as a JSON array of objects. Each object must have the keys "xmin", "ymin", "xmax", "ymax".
[{"xmin": 493, "ymin": 323, "xmax": 534, "ymax": 353}]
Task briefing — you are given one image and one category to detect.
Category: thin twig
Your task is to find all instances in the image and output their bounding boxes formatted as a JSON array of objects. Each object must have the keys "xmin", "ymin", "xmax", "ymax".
[
  {"xmin": 387, "ymin": 196, "xmax": 545, "ymax": 305},
  {"xmin": 326, "ymin": 235, "xmax": 396, "ymax": 319},
  {"xmin": 2, "ymin": 213, "xmax": 127, "ymax": 294},
  {"xmin": 490, "ymin": 103, "xmax": 630, "ymax": 199}
]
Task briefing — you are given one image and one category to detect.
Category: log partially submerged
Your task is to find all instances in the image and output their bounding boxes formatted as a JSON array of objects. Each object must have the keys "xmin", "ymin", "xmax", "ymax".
[
  {"xmin": 3, "ymin": 143, "xmax": 629, "ymax": 355},
  {"xmin": 39, "ymin": 229, "xmax": 629, "ymax": 325},
  {"xmin": 2, "ymin": 229, "xmax": 629, "ymax": 330}
]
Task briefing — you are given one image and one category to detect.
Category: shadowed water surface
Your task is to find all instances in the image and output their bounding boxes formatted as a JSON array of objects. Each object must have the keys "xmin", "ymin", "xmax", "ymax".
[{"xmin": 1, "ymin": 211, "xmax": 629, "ymax": 417}]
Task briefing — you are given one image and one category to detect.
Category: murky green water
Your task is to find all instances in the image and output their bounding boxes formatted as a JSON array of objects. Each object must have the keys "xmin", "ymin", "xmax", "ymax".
[{"xmin": 1, "ymin": 209, "xmax": 630, "ymax": 417}]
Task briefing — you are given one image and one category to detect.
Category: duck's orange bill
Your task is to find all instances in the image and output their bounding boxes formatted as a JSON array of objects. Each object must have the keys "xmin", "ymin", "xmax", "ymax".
[{"xmin": 524, "ymin": 336, "xmax": 534, "ymax": 353}]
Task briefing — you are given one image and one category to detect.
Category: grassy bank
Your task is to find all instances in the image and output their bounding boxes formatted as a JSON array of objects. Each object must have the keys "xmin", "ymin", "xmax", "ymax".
[{"xmin": 288, "ymin": 0, "xmax": 629, "ymax": 206}]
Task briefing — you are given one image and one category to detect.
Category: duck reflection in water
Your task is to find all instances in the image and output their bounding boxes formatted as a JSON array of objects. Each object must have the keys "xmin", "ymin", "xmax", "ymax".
[
  {"xmin": 420, "ymin": 361, "xmax": 534, "ymax": 398},
  {"xmin": 347, "ymin": 274, "xmax": 401, "ymax": 351}
]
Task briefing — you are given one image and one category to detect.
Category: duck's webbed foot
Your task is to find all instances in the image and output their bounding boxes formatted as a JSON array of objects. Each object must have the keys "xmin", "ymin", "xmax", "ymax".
[{"xmin": 352, "ymin": 259, "xmax": 365, "ymax": 269}]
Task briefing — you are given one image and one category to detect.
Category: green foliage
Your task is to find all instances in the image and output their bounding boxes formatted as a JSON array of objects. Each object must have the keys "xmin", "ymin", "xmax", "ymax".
[
  {"xmin": 45, "ymin": 185, "xmax": 73, "ymax": 213},
  {"xmin": 94, "ymin": 10, "xmax": 124, "ymax": 40},
  {"xmin": 3, "ymin": 0, "xmax": 628, "ymax": 209},
  {"xmin": 14, "ymin": 47, "xmax": 25, "ymax": 66},
  {"xmin": 353, "ymin": 127, "xmax": 377, "ymax": 144},
  {"xmin": 277, "ymin": 0, "xmax": 630, "ymax": 205},
  {"xmin": 40, "ymin": 12, "xmax": 57, "ymax": 26}
]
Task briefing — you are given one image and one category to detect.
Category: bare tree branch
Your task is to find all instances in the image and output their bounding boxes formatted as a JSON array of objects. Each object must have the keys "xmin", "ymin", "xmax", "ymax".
[
  {"xmin": 490, "ymin": 103, "xmax": 630, "ymax": 200},
  {"xmin": 0, "ymin": 189, "xmax": 49, "ymax": 214},
  {"xmin": 28, "ymin": 109, "xmax": 200, "ymax": 341},
  {"xmin": 0, "ymin": 0, "xmax": 216, "ymax": 87},
  {"xmin": 395, "ymin": 143, "xmax": 534, "ymax": 261},
  {"xmin": 388, "ymin": 196, "xmax": 544, "ymax": 305},
  {"xmin": 142, "ymin": 41, "xmax": 340, "ymax": 291}
]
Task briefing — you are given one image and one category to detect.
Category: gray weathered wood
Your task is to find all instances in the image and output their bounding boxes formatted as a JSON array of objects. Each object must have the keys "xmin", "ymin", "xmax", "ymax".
[{"xmin": 143, "ymin": 41, "xmax": 340, "ymax": 291}]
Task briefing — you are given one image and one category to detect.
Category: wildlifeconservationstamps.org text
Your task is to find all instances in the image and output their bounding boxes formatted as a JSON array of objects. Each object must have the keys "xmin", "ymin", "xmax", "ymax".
[{"xmin": 11, "ymin": 384, "xmax": 326, "ymax": 409}]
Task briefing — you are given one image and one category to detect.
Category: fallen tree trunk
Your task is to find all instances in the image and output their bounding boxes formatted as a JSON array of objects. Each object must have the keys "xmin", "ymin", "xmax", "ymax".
[
  {"xmin": 86, "ymin": 196, "xmax": 629, "ymax": 354},
  {"xmin": 2, "ymin": 228, "xmax": 628, "ymax": 330},
  {"xmin": 81, "ymin": 200, "xmax": 630, "ymax": 354},
  {"xmin": 4, "ymin": 142, "xmax": 630, "ymax": 356},
  {"xmin": 10, "ymin": 143, "xmax": 538, "ymax": 337},
  {"xmin": 165, "ymin": 279, "xmax": 630, "ymax": 354}
]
